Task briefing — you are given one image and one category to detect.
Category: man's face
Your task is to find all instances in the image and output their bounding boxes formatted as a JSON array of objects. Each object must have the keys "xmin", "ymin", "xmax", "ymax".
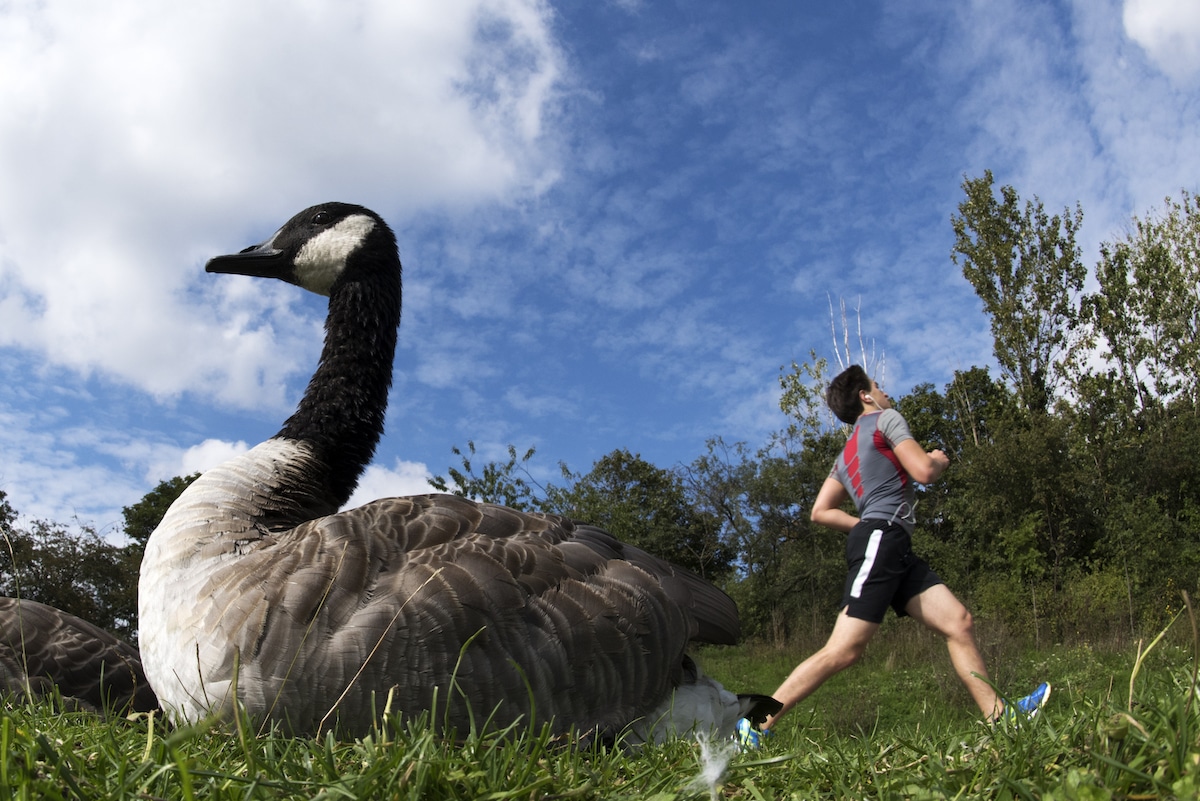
[{"xmin": 868, "ymin": 379, "xmax": 891, "ymax": 410}]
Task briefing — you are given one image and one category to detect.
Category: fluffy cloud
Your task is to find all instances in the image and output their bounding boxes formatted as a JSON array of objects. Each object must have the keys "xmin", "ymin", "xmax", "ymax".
[
  {"xmin": 1124, "ymin": 0, "xmax": 1200, "ymax": 83},
  {"xmin": 344, "ymin": 460, "xmax": 438, "ymax": 510},
  {"xmin": 0, "ymin": 0, "xmax": 563, "ymax": 410},
  {"xmin": 4, "ymin": 0, "xmax": 1199, "ymax": 535}
]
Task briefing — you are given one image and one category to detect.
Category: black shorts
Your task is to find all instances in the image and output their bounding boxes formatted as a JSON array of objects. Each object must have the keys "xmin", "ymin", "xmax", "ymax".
[{"xmin": 841, "ymin": 520, "xmax": 942, "ymax": 624}]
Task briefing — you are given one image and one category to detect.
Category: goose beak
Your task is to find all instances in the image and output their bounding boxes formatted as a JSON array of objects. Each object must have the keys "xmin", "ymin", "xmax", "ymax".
[{"xmin": 206, "ymin": 239, "xmax": 293, "ymax": 281}]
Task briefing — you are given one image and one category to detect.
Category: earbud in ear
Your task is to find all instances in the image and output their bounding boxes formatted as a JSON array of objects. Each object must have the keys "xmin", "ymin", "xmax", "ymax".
[{"xmin": 864, "ymin": 396, "xmax": 874, "ymax": 405}]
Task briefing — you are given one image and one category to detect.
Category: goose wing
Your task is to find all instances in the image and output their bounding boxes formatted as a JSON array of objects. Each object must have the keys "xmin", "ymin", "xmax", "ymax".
[
  {"xmin": 0, "ymin": 597, "xmax": 158, "ymax": 713},
  {"xmin": 200, "ymin": 493, "xmax": 738, "ymax": 736}
]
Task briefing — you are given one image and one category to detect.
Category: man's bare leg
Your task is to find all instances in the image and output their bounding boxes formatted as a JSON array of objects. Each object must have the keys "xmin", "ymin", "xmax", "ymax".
[
  {"xmin": 905, "ymin": 584, "xmax": 1001, "ymax": 719},
  {"xmin": 763, "ymin": 609, "xmax": 878, "ymax": 729}
]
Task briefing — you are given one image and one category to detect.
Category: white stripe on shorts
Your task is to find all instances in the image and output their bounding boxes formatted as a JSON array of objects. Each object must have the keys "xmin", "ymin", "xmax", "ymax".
[{"xmin": 849, "ymin": 528, "xmax": 883, "ymax": 599}]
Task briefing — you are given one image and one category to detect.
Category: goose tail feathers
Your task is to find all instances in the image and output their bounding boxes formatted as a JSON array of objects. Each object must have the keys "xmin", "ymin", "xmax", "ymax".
[{"xmin": 624, "ymin": 664, "xmax": 781, "ymax": 746}]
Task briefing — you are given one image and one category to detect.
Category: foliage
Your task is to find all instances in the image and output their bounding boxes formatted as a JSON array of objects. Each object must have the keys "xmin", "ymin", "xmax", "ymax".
[
  {"xmin": 545, "ymin": 449, "xmax": 735, "ymax": 579},
  {"xmin": 951, "ymin": 170, "xmax": 1088, "ymax": 415},
  {"xmin": 429, "ymin": 441, "xmax": 542, "ymax": 511},
  {"xmin": 109, "ymin": 474, "xmax": 200, "ymax": 638},
  {"xmin": 776, "ymin": 352, "xmax": 839, "ymax": 443},
  {"xmin": 1087, "ymin": 190, "xmax": 1200, "ymax": 412},
  {"xmin": 682, "ymin": 434, "xmax": 846, "ymax": 643},
  {"xmin": 0, "ymin": 494, "xmax": 14, "ymax": 537},
  {"xmin": 0, "ymin": 475, "xmax": 197, "ymax": 643},
  {"xmin": 677, "ymin": 356, "xmax": 850, "ymax": 641},
  {"xmin": 0, "ymin": 512, "xmax": 132, "ymax": 641}
]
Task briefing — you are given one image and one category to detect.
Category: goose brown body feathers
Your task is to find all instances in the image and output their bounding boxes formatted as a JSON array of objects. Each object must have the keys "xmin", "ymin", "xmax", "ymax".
[
  {"xmin": 138, "ymin": 203, "xmax": 777, "ymax": 740},
  {"xmin": 0, "ymin": 597, "xmax": 158, "ymax": 714}
]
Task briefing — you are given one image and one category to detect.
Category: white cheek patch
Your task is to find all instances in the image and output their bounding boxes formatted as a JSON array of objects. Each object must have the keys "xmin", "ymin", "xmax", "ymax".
[{"xmin": 294, "ymin": 214, "xmax": 376, "ymax": 295}]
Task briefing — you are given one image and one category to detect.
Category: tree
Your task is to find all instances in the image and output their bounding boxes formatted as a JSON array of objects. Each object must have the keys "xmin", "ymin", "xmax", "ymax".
[
  {"xmin": 429, "ymin": 441, "xmax": 542, "ymax": 511},
  {"xmin": 545, "ymin": 449, "xmax": 734, "ymax": 579},
  {"xmin": 684, "ymin": 434, "xmax": 847, "ymax": 642},
  {"xmin": 892, "ymin": 370, "xmax": 1018, "ymax": 587},
  {"xmin": 0, "ymin": 491, "xmax": 14, "ymax": 529},
  {"xmin": 681, "ymin": 358, "xmax": 852, "ymax": 641},
  {"xmin": 0, "ymin": 477, "xmax": 203, "ymax": 643},
  {"xmin": 682, "ymin": 438, "xmax": 775, "ymax": 581},
  {"xmin": 1087, "ymin": 190, "xmax": 1200, "ymax": 414},
  {"xmin": 777, "ymin": 352, "xmax": 839, "ymax": 446},
  {"xmin": 1, "ymin": 514, "xmax": 131, "ymax": 640},
  {"xmin": 951, "ymin": 170, "xmax": 1087, "ymax": 414}
]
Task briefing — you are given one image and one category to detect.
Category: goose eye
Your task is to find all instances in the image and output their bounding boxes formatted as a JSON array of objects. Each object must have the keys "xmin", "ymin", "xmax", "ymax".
[{"xmin": 312, "ymin": 211, "xmax": 330, "ymax": 225}]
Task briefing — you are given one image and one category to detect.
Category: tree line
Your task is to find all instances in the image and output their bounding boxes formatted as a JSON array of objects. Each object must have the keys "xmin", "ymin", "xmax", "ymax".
[{"xmin": 3, "ymin": 173, "xmax": 1197, "ymax": 647}]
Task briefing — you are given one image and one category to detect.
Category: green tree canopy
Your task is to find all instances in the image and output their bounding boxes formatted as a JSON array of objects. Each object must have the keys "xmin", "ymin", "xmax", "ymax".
[
  {"xmin": 545, "ymin": 449, "xmax": 734, "ymax": 579},
  {"xmin": 1, "ymin": 514, "xmax": 131, "ymax": 640},
  {"xmin": 1087, "ymin": 190, "xmax": 1200, "ymax": 414},
  {"xmin": 952, "ymin": 170, "xmax": 1087, "ymax": 414}
]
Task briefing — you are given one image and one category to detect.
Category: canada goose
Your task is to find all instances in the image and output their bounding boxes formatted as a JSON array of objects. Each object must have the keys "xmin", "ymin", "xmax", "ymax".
[
  {"xmin": 138, "ymin": 202, "xmax": 779, "ymax": 741},
  {"xmin": 0, "ymin": 597, "xmax": 158, "ymax": 714}
]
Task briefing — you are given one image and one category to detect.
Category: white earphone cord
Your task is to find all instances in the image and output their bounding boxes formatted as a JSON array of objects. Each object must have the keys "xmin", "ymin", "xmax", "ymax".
[{"xmin": 889, "ymin": 499, "xmax": 918, "ymax": 526}]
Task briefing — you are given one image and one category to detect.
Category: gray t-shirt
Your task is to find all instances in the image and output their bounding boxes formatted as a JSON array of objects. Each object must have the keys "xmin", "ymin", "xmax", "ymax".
[{"xmin": 831, "ymin": 409, "xmax": 917, "ymax": 532}]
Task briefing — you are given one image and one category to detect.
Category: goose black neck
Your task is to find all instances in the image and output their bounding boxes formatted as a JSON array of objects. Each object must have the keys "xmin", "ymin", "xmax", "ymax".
[{"xmin": 276, "ymin": 250, "xmax": 401, "ymax": 510}]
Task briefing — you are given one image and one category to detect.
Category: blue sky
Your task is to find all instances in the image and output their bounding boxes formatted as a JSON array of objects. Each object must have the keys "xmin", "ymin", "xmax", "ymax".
[{"xmin": 1, "ymin": 0, "xmax": 1198, "ymax": 535}]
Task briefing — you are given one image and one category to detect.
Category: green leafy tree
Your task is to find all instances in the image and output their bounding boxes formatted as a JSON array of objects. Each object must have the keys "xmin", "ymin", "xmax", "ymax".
[
  {"xmin": 683, "ymin": 358, "xmax": 849, "ymax": 641},
  {"xmin": 746, "ymin": 436, "xmax": 846, "ymax": 642},
  {"xmin": 895, "ymin": 370, "xmax": 1017, "ymax": 590},
  {"xmin": 1063, "ymin": 192, "xmax": 1200, "ymax": 633},
  {"xmin": 0, "ymin": 515, "xmax": 131, "ymax": 639},
  {"xmin": 1, "ymin": 480, "xmax": 205, "ymax": 642},
  {"xmin": 545, "ymin": 449, "xmax": 734, "ymax": 579},
  {"xmin": 1087, "ymin": 190, "xmax": 1200, "ymax": 413},
  {"xmin": 108, "ymin": 473, "xmax": 200, "ymax": 638},
  {"xmin": 777, "ymin": 352, "xmax": 840, "ymax": 446},
  {"xmin": 0, "ymin": 490, "xmax": 16, "ymax": 548},
  {"xmin": 682, "ymin": 438, "xmax": 772, "ymax": 581},
  {"xmin": 951, "ymin": 170, "xmax": 1087, "ymax": 414},
  {"xmin": 430, "ymin": 441, "xmax": 542, "ymax": 511}
]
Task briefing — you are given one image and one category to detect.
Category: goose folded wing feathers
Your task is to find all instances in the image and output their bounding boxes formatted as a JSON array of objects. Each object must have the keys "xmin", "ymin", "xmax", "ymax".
[
  {"xmin": 159, "ymin": 484, "xmax": 745, "ymax": 737},
  {"xmin": 0, "ymin": 598, "xmax": 158, "ymax": 714},
  {"xmin": 275, "ymin": 495, "xmax": 720, "ymax": 733}
]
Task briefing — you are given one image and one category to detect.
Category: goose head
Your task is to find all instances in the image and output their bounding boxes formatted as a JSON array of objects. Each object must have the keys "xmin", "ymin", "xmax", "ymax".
[{"xmin": 206, "ymin": 202, "xmax": 395, "ymax": 297}]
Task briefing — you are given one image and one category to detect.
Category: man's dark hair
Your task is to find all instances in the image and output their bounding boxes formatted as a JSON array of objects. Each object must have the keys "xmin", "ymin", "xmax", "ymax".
[{"xmin": 826, "ymin": 364, "xmax": 872, "ymax": 424}]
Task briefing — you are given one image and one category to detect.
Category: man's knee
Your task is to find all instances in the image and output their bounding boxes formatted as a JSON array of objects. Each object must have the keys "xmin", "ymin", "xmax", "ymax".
[
  {"xmin": 945, "ymin": 607, "xmax": 975, "ymax": 641},
  {"xmin": 823, "ymin": 640, "xmax": 868, "ymax": 670}
]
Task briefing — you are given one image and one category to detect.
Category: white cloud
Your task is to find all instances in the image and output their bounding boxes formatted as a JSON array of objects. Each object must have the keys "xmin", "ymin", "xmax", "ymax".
[
  {"xmin": 0, "ymin": 0, "xmax": 563, "ymax": 411},
  {"xmin": 173, "ymin": 439, "xmax": 251, "ymax": 480},
  {"xmin": 1124, "ymin": 0, "xmax": 1200, "ymax": 83},
  {"xmin": 0, "ymin": 407, "xmax": 149, "ymax": 532},
  {"xmin": 4, "ymin": 0, "xmax": 1200, "ymax": 543},
  {"xmin": 343, "ymin": 460, "xmax": 438, "ymax": 510}
]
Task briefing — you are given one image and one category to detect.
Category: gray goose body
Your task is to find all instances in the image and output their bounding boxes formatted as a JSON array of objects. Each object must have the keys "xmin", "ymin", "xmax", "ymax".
[
  {"xmin": 0, "ymin": 597, "xmax": 158, "ymax": 713},
  {"xmin": 138, "ymin": 203, "xmax": 777, "ymax": 740}
]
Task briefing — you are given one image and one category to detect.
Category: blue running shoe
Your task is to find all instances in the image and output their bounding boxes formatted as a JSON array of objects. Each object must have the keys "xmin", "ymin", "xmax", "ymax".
[
  {"xmin": 735, "ymin": 717, "xmax": 771, "ymax": 750},
  {"xmin": 1003, "ymin": 682, "xmax": 1051, "ymax": 723},
  {"xmin": 1016, "ymin": 682, "xmax": 1051, "ymax": 716}
]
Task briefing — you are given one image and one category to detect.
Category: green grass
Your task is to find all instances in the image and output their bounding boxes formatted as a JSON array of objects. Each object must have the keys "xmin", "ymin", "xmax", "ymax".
[{"xmin": 4, "ymin": 620, "xmax": 1200, "ymax": 800}]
